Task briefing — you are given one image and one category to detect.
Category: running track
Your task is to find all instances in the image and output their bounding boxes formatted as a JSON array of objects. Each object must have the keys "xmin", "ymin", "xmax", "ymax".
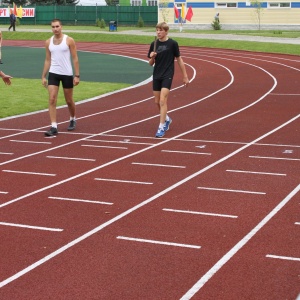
[{"xmin": 0, "ymin": 41, "xmax": 299, "ymax": 300}]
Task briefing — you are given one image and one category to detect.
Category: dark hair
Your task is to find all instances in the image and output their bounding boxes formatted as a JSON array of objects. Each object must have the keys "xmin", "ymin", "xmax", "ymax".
[{"xmin": 51, "ymin": 18, "xmax": 62, "ymax": 25}]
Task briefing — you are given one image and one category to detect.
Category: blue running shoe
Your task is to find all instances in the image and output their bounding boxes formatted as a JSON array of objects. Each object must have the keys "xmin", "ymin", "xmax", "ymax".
[
  {"xmin": 164, "ymin": 117, "xmax": 172, "ymax": 131},
  {"xmin": 155, "ymin": 127, "xmax": 165, "ymax": 138}
]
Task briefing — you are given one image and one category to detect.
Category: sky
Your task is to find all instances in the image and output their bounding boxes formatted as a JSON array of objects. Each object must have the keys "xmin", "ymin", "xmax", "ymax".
[{"xmin": 77, "ymin": 0, "xmax": 107, "ymax": 5}]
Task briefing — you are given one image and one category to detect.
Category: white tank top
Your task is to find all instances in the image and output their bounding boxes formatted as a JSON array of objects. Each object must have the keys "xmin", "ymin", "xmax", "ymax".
[{"xmin": 49, "ymin": 34, "xmax": 73, "ymax": 76}]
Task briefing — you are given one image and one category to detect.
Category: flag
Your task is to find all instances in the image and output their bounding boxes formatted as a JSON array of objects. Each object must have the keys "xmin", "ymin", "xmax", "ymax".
[
  {"xmin": 174, "ymin": 5, "xmax": 179, "ymax": 19},
  {"xmin": 13, "ymin": 2, "xmax": 17, "ymax": 15},
  {"xmin": 17, "ymin": 5, "xmax": 23, "ymax": 18},
  {"xmin": 181, "ymin": 3, "xmax": 185, "ymax": 19},
  {"xmin": 185, "ymin": 6, "xmax": 193, "ymax": 22}
]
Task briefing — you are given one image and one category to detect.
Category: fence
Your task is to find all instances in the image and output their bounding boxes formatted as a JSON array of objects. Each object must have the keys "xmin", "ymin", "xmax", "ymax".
[{"xmin": 0, "ymin": 5, "xmax": 158, "ymax": 27}]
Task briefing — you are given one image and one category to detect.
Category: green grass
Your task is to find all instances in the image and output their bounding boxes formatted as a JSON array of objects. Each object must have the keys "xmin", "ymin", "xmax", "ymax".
[{"xmin": 1, "ymin": 25, "xmax": 299, "ymax": 118}]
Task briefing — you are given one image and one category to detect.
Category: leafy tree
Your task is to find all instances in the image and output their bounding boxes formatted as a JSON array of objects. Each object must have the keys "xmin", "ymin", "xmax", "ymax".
[
  {"xmin": 251, "ymin": 0, "xmax": 264, "ymax": 30},
  {"xmin": 20, "ymin": 0, "xmax": 80, "ymax": 5},
  {"xmin": 3, "ymin": 0, "xmax": 28, "ymax": 5}
]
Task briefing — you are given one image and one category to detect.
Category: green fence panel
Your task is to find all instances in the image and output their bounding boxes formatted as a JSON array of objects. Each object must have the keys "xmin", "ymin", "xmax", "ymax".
[{"xmin": 0, "ymin": 5, "xmax": 157, "ymax": 27}]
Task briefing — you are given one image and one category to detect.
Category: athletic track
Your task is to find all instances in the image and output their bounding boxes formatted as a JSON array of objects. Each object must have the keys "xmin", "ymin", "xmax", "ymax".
[{"xmin": 0, "ymin": 40, "xmax": 299, "ymax": 300}]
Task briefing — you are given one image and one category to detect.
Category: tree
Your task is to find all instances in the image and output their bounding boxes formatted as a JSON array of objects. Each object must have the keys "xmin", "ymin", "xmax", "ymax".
[
  {"xmin": 3, "ymin": 0, "xmax": 28, "ymax": 5},
  {"xmin": 251, "ymin": 0, "xmax": 264, "ymax": 30},
  {"xmin": 159, "ymin": 0, "xmax": 170, "ymax": 23}
]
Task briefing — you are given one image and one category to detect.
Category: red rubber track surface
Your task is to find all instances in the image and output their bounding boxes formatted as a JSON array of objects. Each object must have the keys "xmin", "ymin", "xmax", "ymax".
[{"xmin": 0, "ymin": 40, "xmax": 299, "ymax": 300}]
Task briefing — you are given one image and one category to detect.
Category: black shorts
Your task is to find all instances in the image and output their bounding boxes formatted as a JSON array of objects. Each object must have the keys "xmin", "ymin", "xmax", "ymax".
[
  {"xmin": 48, "ymin": 72, "xmax": 74, "ymax": 89},
  {"xmin": 153, "ymin": 77, "xmax": 173, "ymax": 91}
]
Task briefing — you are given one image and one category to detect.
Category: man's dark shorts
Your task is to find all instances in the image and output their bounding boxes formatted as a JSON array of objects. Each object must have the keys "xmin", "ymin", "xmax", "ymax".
[
  {"xmin": 153, "ymin": 77, "xmax": 173, "ymax": 91},
  {"xmin": 48, "ymin": 72, "xmax": 74, "ymax": 89}
]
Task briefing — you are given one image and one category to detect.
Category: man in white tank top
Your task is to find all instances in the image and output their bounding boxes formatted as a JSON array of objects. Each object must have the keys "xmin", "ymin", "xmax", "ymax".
[{"xmin": 42, "ymin": 18, "xmax": 80, "ymax": 136}]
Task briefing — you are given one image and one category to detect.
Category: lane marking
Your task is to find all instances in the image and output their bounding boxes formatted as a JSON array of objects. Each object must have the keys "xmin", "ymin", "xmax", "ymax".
[
  {"xmin": 295, "ymin": 222, "xmax": 300, "ymax": 225},
  {"xmin": 94, "ymin": 178, "xmax": 153, "ymax": 185},
  {"xmin": 48, "ymin": 196, "xmax": 113, "ymax": 205},
  {"xmin": 0, "ymin": 152, "xmax": 13, "ymax": 155},
  {"xmin": 81, "ymin": 144, "xmax": 128, "ymax": 150},
  {"xmin": 0, "ymin": 113, "xmax": 298, "ymax": 289},
  {"xmin": 132, "ymin": 162, "xmax": 186, "ymax": 168},
  {"xmin": 266, "ymin": 254, "xmax": 300, "ymax": 262},
  {"xmin": 0, "ymin": 222, "xmax": 63, "ymax": 232},
  {"xmin": 0, "ymin": 57, "xmax": 297, "ymax": 289},
  {"xmin": 0, "ymin": 191, "xmax": 8, "ymax": 194},
  {"xmin": 47, "ymin": 156, "xmax": 96, "ymax": 162},
  {"xmin": 250, "ymin": 155, "xmax": 300, "ymax": 161},
  {"xmin": 181, "ymin": 183, "xmax": 300, "ymax": 299},
  {"xmin": 162, "ymin": 150, "xmax": 211, "ymax": 155},
  {"xmin": 226, "ymin": 169, "xmax": 286, "ymax": 176},
  {"xmin": 197, "ymin": 186, "xmax": 266, "ymax": 195},
  {"xmin": 84, "ymin": 139, "xmax": 154, "ymax": 146},
  {"xmin": 10, "ymin": 140, "xmax": 51, "ymax": 144},
  {"xmin": 163, "ymin": 208, "xmax": 238, "ymax": 219},
  {"xmin": 2, "ymin": 170, "xmax": 56, "ymax": 177},
  {"xmin": 116, "ymin": 236, "xmax": 201, "ymax": 249}
]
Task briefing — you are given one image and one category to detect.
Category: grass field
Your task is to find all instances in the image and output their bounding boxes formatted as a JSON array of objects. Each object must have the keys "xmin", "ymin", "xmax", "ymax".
[{"xmin": 1, "ymin": 25, "xmax": 299, "ymax": 119}]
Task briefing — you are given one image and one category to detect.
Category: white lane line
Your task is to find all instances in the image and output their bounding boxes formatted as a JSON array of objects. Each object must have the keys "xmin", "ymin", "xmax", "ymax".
[
  {"xmin": 270, "ymin": 93, "xmax": 300, "ymax": 96},
  {"xmin": 116, "ymin": 236, "xmax": 201, "ymax": 249},
  {"xmin": 266, "ymin": 254, "xmax": 300, "ymax": 262},
  {"xmin": 197, "ymin": 186, "xmax": 266, "ymax": 195},
  {"xmin": 0, "ymin": 113, "xmax": 298, "ymax": 289},
  {"xmin": 94, "ymin": 178, "xmax": 153, "ymax": 185},
  {"xmin": 46, "ymin": 156, "xmax": 96, "ymax": 162},
  {"xmin": 181, "ymin": 183, "xmax": 300, "ymax": 299},
  {"xmin": 9, "ymin": 140, "xmax": 51, "ymax": 144},
  {"xmin": 295, "ymin": 222, "xmax": 300, "ymax": 225},
  {"xmin": 82, "ymin": 144, "xmax": 128, "ymax": 150},
  {"xmin": 0, "ymin": 222, "xmax": 63, "ymax": 232},
  {"xmin": 162, "ymin": 150, "xmax": 211, "ymax": 155},
  {"xmin": 226, "ymin": 170, "xmax": 286, "ymax": 176},
  {"xmin": 84, "ymin": 139, "xmax": 154, "ymax": 146},
  {"xmin": 0, "ymin": 191, "xmax": 8, "ymax": 194},
  {"xmin": 2, "ymin": 170, "xmax": 56, "ymax": 176},
  {"xmin": 0, "ymin": 152, "xmax": 13, "ymax": 155},
  {"xmin": 249, "ymin": 155, "xmax": 300, "ymax": 161},
  {"xmin": 48, "ymin": 196, "xmax": 113, "ymax": 205},
  {"xmin": 0, "ymin": 59, "xmax": 290, "ymax": 288},
  {"xmin": 132, "ymin": 162, "xmax": 186, "ymax": 169},
  {"xmin": 163, "ymin": 208, "xmax": 238, "ymax": 219}
]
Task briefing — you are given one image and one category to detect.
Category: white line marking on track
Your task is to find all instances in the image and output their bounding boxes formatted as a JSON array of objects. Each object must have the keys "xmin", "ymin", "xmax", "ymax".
[
  {"xmin": 249, "ymin": 155, "xmax": 300, "ymax": 161},
  {"xmin": 84, "ymin": 139, "xmax": 154, "ymax": 146},
  {"xmin": 266, "ymin": 254, "xmax": 300, "ymax": 262},
  {"xmin": 295, "ymin": 222, "xmax": 300, "ymax": 225},
  {"xmin": 180, "ymin": 183, "xmax": 300, "ymax": 299},
  {"xmin": 0, "ymin": 61, "xmax": 296, "ymax": 288},
  {"xmin": 162, "ymin": 150, "xmax": 211, "ymax": 155},
  {"xmin": 163, "ymin": 208, "xmax": 238, "ymax": 219},
  {"xmin": 197, "ymin": 186, "xmax": 266, "ymax": 195},
  {"xmin": 48, "ymin": 196, "xmax": 113, "ymax": 205},
  {"xmin": 0, "ymin": 191, "xmax": 8, "ymax": 194},
  {"xmin": 116, "ymin": 236, "xmax": 201, "ymax": 249},
  {"xmin": 81, "ymin": 144, "xmax": 128, "ymax": 150},
  {"xmin": 46, "ymin": 156, "xmax": 96, "ymax": 162},
  {"xmin": 0, "ymin": 113, "xmax": 298, "ymax": 288},
  {"xmin": 9, "ymin": 140, "xmax": 51, "ymax": 144},
  {"xmin": 226, "ymin": 170, "xmax": 286, "ymax": 176},
  {"xmin": 94, "ymin": 178, "xmax": 153, "ymax": 185},
  {"xmin": 0, "ymin": 152, "xmax": 13, "ymax": 155},
  {"xmin": 132, "ymin": 162, "xmax": 186, "ymax": 168},
  {"xmin": 0, "ymin": 222, "xmax": 63, "ymax": 232},
  {"xmin": 2, "ymin": 170, "xmax": 56, "ymax": 176}
]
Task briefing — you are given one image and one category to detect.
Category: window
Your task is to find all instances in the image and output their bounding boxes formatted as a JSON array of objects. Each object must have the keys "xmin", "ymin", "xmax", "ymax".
[
  {"xmin": 147, "ymin": 0, "xmax": 157, "ymax": 5},
  {"xmin": 268, "ymin": 2, "xmax": 291, "ymax": 8},
  {"xmin": 215, "ymin": 2, "xmax": 237, "ymax": 8},
  {"xmin": 131, "ymin": 0, "xmax": 142, "ymax": 5}
]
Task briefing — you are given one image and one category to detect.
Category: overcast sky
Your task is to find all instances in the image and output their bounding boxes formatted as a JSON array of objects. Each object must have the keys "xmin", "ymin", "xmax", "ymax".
[{"xmin": 78, "ymin": 0, "xmax": 107, "ymax": 5}]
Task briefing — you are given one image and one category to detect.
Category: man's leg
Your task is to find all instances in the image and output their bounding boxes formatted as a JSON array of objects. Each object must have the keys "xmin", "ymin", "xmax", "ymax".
[
  {"xmin": 44, "ymin": 85, "xmax": 59, "ymax": 136},
  {"xmin": 63, "ymin": 88, "xmax": 76, "ymax": 130}
]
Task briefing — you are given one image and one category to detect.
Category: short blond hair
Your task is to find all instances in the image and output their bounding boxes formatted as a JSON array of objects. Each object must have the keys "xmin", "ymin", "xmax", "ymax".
[{"xmin": 155, "ymin": 22, "xmax": 169, "ymax": 32}]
